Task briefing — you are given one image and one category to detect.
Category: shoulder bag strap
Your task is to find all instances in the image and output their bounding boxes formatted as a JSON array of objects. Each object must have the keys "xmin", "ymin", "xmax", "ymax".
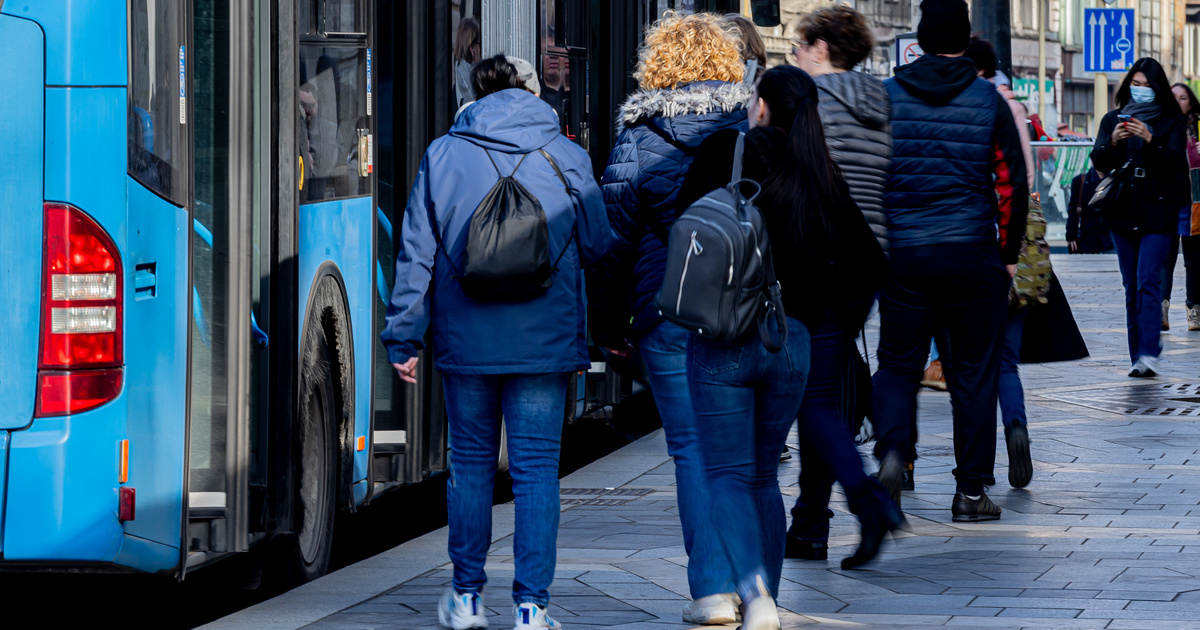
[
  {"xmin": 538, "ymin": 148, "xmax": 578, "ymax": 271},
  {"xmin": 731, "ymin": 131, "xmax": 745, "ymax": 182}
]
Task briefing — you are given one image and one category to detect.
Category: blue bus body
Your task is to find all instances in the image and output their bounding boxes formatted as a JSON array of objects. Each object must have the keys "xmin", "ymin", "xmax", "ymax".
[{"xmin": 0, "ymin": 0, "xmax": 756, "ymax": 578}]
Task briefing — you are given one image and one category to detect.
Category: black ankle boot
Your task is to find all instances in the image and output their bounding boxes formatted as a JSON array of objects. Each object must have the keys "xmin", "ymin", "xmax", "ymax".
[{"xmin": 784, "ymin": 534, "xmax": 828, "ymax": 560}]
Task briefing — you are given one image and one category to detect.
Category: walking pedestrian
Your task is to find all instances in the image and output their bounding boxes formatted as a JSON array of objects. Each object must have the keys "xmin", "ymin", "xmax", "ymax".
[
  {"xmin": 1066, "ymin": 169, "xmax": 1113, "ymax": 254},
  {"xmin": 872, "ymin": 0, "xmax": 1029, "ymax": 521},
  {"xmin": 676, "ymin": 64, "xmax": 881, "ymax": 630},
  {"xmin": 1090, "ymin": 57, "xmax": 1189, "ymax": 377},
  {"xmin": 965, "ymin": 36, "xmax": 1038, "ymax": 489},
  {"xmin": 725, "ymin": 13, "xmax": 767, "ymax": 84},
  {"xmin": 1159, "ymin": 82, "xmax": 1200, "ymax": 331},
  {"xmin": 587, "ymin": 12, "xmax": 749, "ymax": 626},
  {"xmin": 381, "ymin": 56, "xmax": 615, "ymax": 630},
  {"xmin": 784, "ymin": 4, "xmax": 902, "ymax": 568}
]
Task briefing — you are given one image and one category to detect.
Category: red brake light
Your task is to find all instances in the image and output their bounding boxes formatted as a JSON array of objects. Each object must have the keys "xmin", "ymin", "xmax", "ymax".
[{"xmin": 36, "ymin": 203, "xmax": 124, "ymax": 417}]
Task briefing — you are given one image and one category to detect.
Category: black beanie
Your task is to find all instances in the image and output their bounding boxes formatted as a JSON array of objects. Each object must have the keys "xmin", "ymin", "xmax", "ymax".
[{"xmin": 918, "ymin": 0, "xmax": 971, "ymax": 55}]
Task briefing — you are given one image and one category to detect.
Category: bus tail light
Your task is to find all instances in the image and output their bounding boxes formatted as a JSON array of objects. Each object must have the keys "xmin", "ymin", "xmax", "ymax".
[{"xmin": 36, "ymin": 203, "xmax": 124, "ymax": 417}]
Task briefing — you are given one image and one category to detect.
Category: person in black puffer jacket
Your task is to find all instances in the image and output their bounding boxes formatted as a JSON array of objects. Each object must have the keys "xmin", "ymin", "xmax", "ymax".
[
  {"xmin": 872, "ymin": 0, "xmax": 1029, "ymax": 524},
  {"xmin": 587, "ymin": 12, "xmax": 750, "ymax": 626},
  {"xmin": 1091, "ymin": 57, "xmax": 1189, "ymax": 377},
  {"xmin": 792, "ymin": 5, "xmax": 890, "ymax": 252}
]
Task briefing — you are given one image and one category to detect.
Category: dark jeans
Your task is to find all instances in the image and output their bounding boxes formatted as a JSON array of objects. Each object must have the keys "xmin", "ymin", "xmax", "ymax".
[
  {"xmin": 442, "ymin": 372, "xmax": 569, "ymax": 606},
  {"xmin": 688, "ymin": 317, "xmax": 810, "ymax": 601},
  {"xmin": 999, "ymin": 307, "xmax": 1028, "ymax": 429},
  {"xmin": 638, "ymin": 323, "xmax": 732, "ymax": 599},
  {"xmin": 789, "ymin": 318, "xmax": 894, "ymax": 542},
  {"xmin": 1160, "ymin": 235, "xmax": 1200, "ymax": 308},
  {"xmin": 872, "ymin": 243, "xmax": 1010, "ymax": 496},
  {"xmin": 1112, "ymin": 230, "xmax": 1169, "ymax": 362}
]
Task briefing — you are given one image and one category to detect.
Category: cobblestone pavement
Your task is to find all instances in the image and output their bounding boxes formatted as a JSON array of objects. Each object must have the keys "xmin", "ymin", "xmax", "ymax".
[{"xmin": 303, "ymin": 254, "xmax": 1200, "ymax": 629}]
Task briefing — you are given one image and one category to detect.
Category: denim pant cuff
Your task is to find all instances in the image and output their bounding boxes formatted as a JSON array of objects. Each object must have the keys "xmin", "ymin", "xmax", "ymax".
[
  {"xmin": 452, "ymin": 583, "xmax": 483, "ymax": 595},
  {"xmin": 515, "ymin": 597, "xmax": 550, "ymax": 607}
]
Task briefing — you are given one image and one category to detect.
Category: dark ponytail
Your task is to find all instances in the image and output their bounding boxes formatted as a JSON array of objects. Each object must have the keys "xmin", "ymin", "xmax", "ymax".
[{"xmin": 753, "ymin": 66, "xmax": 853, "ymax": 253}]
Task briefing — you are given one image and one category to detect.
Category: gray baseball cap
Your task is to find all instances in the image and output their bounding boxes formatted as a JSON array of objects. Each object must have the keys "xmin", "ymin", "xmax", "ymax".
[{"xmin": 506, "ymin": 56, "xmax": 541, "ymax": 96}]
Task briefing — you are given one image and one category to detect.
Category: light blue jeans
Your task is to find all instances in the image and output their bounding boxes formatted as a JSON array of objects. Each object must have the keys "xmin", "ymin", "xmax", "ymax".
[
  {"xmin": 443, "ymin": 372, "xmax": 569, "ymax": 606},
  {"xmin": 639, "ymin": 323, "xmax": 734, "ymax": 599},
  {"xmin": 687, "ymin": 318, "xmax": 810, "ymax": 601}
]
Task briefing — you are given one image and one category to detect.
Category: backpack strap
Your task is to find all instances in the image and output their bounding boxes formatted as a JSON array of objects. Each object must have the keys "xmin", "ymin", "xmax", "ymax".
[
  {"xmin": 731, "ymin": 131, "xmax": 745, "ymax": 182},
  {"xmin": 482, "ymin": 149, "xmax": 530, "ymax": 178},
  {"xmin": 538, "ymin": 148, "xmax": 578, "ymax": 272},
  {"xmin": 425, "ymin": 200, "xmax": 462, "ymax": 280}
]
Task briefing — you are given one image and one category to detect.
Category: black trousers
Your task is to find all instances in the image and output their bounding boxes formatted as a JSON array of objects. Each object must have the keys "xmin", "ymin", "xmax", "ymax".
[{"xmin": 872, "ymin": 243, "xmax": 1010, "ymax": 495}]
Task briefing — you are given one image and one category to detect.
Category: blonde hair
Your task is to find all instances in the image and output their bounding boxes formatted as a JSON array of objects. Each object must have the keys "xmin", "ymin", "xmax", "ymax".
[{"xmin": 635, "ymin": 12, "xmax": 745, "ymax": 90}]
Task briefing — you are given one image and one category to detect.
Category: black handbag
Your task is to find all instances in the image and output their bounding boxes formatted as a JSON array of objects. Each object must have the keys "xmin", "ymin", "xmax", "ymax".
[{"xmin": 1087, "ymin": 159, "xmax": 1137, "ymax": 214}]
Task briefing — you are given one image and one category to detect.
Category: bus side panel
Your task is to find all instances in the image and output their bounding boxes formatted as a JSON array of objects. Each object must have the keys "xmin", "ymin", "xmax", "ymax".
[
  {"xmin": 2, "ymin": 0, "xmax": 126, "ymax": 86},
  {"xmin": 121, "ymin": 178, "xmax": 188, "ymax": 563},
  {"xmin": 5, "ymin": 410, "xmax": 126, "ymax": 561},
  {"xmin": 3, "ymin": 86, "xmax": 131, "ymax": 562},
  {"xmin": 0, "ymin": 13, "xmax": 44, "ymax": 431},
  {"xmin": 298, "ymin": 199, "xmax": 374, "ymax": 495}
]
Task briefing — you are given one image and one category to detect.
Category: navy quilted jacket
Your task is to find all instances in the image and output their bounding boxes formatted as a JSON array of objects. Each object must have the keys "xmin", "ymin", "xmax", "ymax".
[
  {"xmin": 587, "ymin": 81, "xmax": 752, "ymax": 345},
  {"xmin": 885, "ymin": 55, "xmax": 1029, "ymax": 263}
]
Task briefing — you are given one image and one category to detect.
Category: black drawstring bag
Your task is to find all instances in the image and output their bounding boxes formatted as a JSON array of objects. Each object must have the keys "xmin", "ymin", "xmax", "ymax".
[{"xmin": 430, "ymin": 147, "xmax": 575, "ymax": 301}]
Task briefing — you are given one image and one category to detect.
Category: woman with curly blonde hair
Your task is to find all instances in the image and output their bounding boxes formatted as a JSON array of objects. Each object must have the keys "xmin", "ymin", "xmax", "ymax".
[{"xmin": 587, "ymin": 11, "xmax": 752, "ymax": 627}]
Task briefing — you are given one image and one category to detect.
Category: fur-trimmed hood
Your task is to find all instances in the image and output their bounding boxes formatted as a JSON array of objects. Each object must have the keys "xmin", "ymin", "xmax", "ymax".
[{"xmin": 617, "ymin": 80, "xmax": 754, "ymax": 132}]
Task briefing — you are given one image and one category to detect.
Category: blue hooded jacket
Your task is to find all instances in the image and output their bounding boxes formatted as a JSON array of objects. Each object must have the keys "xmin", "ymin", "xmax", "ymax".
[
  {"xmin": 380, "ymin": 89, "xmax": 616, "ymax": 374},
  {"xmin": 588, "ymin": 81, "xmax": 752, "ymax": 346}
]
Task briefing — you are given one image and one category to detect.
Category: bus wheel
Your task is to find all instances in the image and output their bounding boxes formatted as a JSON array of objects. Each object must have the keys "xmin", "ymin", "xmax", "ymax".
[{"xmin": 292, "ymin": 328, "xmax": 338, "ymax": 583}]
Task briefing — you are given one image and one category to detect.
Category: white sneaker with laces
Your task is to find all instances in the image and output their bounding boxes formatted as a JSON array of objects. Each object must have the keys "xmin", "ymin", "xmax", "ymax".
[
  {"xmin": 438, "ymin": 589, "xmax": 488, "ymax": 630},
  {"xmin": 682, "ymin": 593, "xmax": 740, "ymax": 625},
  {"xmin": 1188, "ymin": 305, "xmax": 1200, "ymax": 331},
  {"xmin": 513, "ymin": 603, "xmax": 562, "ymax": 630}
]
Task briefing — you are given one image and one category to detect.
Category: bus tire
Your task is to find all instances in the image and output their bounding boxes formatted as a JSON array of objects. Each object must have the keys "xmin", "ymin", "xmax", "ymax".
[{"xmin": 291, "ymin": 327, "xmax": 338, "ymax": 583}]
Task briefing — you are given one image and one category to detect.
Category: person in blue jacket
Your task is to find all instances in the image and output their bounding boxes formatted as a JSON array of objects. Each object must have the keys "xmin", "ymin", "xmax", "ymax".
[
  {"xmin": 380, "ymin": 55, "xmax": 615, "ymax": 630},
  {"xmin": 586, "ymin": 12, "xmax": 751, "ymax": 626}
]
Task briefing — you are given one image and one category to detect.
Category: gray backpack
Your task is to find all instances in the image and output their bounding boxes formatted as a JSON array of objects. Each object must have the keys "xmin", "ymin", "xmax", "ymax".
[{"xmin": 655, "ymin": 133, "xmax": 787, "ymax": 350}]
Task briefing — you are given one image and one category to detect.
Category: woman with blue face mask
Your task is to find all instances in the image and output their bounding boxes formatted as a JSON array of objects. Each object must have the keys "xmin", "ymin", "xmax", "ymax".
[{"xmin": 1091, "ymin": 57, "xmax": 1190, "ymax": 377}]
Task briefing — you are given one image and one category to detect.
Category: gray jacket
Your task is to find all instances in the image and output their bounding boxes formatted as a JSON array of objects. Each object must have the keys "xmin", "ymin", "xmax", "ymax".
[{"xmin": 815, "ymin": 71, "xmax": 891, "ymax": 251}]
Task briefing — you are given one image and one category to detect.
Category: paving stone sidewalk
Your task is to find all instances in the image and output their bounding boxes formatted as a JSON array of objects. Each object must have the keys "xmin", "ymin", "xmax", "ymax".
[{"xmin": 305, "ymin": 254, "xmax": 1200, "ymax": 629}]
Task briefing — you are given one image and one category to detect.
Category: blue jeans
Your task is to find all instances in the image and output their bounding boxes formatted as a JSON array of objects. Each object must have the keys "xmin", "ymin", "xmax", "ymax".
[
  {"xmin": 442, "ymin": 372, "xmax": 569, "ymax": 606},
  {"xmin": 790, "ymin": 318, "xmax": 894, "ymax": 542},
  {"xmin": 688, "ymin": 318, "xmax": 810, "ymax": 601},
  {"xmin": 639, "ymin": 323, "xmax": 733, "ymax": 599},
  {"xmin": 1111, "ymin": 230, "xmax": 1169, "ymax": 362},
  {"xmin": 999, "ymin": 307, "xmax": 1027, "ymax": 429}
]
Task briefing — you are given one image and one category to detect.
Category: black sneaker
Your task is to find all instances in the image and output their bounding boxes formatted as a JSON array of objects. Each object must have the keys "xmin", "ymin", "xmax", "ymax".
[
  {"xmin": 784, "ymin": 534, "xmax": 827, "ymax": 560},
  {"xmin": 1006, "ymin": 425, "xmax": 1032, "ymax": 489},
  {"xmin": 902, "ymin": 462, "xmax": 915, "ymax": 492},
  {"xmin": 951, "ymin": 492, "xmax": 1001, "ymax": 522}
]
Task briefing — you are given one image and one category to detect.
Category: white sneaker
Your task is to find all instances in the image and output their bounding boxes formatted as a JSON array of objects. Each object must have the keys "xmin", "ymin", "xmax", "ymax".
[
  {"xmin": 1188, "ymin": 305, "xmax": 1200, "ymax": 331},
  {"xmin": 740, "ymin": 576, "xmax": 780, "ymax": 630},
  {"xmin": 1129, "ymin": 356, "xmax": 1158, "ymax": 378},
  {"xmin": 513, "ymin": 603, "xmax": 562, "ymax": 630},
  {"xmin": 439, "ymin": 589, "xmax": 488, "ymax": 630},
  {"xmin": 682, "ymin": 593, "xmax": 740, "ymax": 625}
]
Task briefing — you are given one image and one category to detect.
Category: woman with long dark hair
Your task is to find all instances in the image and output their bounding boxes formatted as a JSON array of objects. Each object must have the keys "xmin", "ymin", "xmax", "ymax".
[
  {"xmin": 1091, "ymin": 57, "xmax": 1189, "ymax": 377},
  {"xmin": 675, "ymin": 65, "xmax": 892, "ymax": 630},
  {"xmin": 1160, "ymin": 82, "xmax": 1200, "ymax": 331}
]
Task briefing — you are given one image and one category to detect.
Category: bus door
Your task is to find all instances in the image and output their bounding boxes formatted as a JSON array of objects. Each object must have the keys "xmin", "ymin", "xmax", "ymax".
[{"xmin": 181, "ymin": 0, "xmax": 267, "ymax": 570}]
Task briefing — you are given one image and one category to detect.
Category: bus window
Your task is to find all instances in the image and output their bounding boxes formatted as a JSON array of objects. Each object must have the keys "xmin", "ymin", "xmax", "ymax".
[
  {"xmin": 298, "ymin": 47, "xmax": 369, "ymax": 203},
  {"xmin": 128, "ymin": 0, "xmax": 188, "ymax": 205}
]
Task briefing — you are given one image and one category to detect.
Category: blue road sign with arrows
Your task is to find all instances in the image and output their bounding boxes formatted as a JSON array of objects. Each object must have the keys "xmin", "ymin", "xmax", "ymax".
[{"xmin": 1084, "ymin": 7, "xmax": 1135, "ymax": 73}]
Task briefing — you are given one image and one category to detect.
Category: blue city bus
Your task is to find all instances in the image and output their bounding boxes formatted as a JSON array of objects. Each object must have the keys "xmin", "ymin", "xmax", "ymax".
[{"xmin": 0, "ymin": 0, "xmax": 776, "ymax": 582}]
